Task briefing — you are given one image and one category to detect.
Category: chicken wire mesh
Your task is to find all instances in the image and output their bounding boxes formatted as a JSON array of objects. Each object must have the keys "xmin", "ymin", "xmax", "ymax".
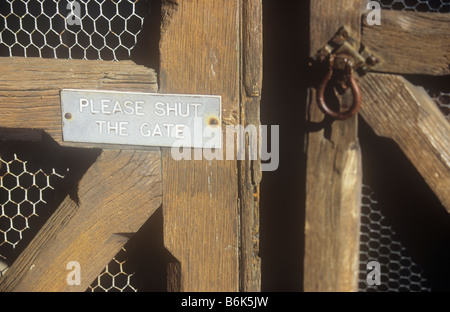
[
  {"xmin": 0, "ymin": 0, "xmax": 150, "ymax": 60},
  {"xmin": 0, "ymin": 150, "xmax": 68, "ymax": 278},
  {"xmin": 87, "ymin": 208, "xmax": 169, "ymax": 292},
  {"xmin": 88, "ymin": 247, "xmax": 137, "ymax": 292},
  {"xmin": 358, "ymin": 185, "xmax": 432, "ymax": 292},
  {"xmin": 379, "ymin": 0, "xmax": 450, "ymax": 12}
]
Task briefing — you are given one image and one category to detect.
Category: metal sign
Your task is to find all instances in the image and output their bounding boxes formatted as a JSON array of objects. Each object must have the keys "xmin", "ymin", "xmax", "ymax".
[{"xmin": 60, "ymin": 89, "xmax": 222, "ymax": 148}]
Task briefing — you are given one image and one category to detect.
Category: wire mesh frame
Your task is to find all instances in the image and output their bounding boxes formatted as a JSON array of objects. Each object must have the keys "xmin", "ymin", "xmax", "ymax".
[
  {"xmin": 0, "ymin": 0, "xmax": 150, "ymax": 61},
  {"xmin": 358, "ymin": 185, "xmax": 432, "ymax": 292},
  {"xmin": 0, "ymin": 154, "xmax": 66, "ymax": 251},
  {"xmin": 379, "ymin": 0, "xmax": 450, "ymax": 12},
  {"xmin": 0, "ymin": 151, "xmax": 68, "ymax": 277},
  {"xmin": 88, "ymin": 247, "xmax": 137, "ymax": 292}
]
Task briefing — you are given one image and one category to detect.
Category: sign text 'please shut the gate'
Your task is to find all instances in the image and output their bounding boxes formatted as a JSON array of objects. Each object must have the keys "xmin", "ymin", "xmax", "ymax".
[{"xmin": 60, "ymin": 89, "xmax": 222, "ymax": 148}]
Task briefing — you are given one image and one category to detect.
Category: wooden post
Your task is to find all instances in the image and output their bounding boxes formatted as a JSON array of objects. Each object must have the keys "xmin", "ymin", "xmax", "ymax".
[
  {"xmin": 159, "ymin": 0, "xmax": 241, "ymax": 292},
  {"xmin": 239, "ymin": 0, "xmax": 263, "ymax": 292},
  {"xmin": 304, "ymin": 0, "xmax": 363, "ymax": 292}
]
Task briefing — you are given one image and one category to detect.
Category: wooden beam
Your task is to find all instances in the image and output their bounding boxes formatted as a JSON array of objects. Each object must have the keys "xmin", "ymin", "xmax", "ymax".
[
  {"xmin": 159, "ymin": 0, "xmax": 240, "ymax": 291},
  {"xmin": 362, "ymin": 10, "xmax": 450, "ymax": 76},
  {"xmin": 0, "ymin": 57, "xmax": 157, "ymax": 148},
  {"xmin": 359, "ymin": 73, "xmax": 450, "ymax": 212},
  {"xmin": 239, "ymin": 0, "xmax": 263, "ymax": 292},
  {"xmin": 304, "ymin": 0, "xmax": 363, "ymax": 292},
  {"xmin": 0, "ymin": 149, "xmax": 162, "ymax": 292}
]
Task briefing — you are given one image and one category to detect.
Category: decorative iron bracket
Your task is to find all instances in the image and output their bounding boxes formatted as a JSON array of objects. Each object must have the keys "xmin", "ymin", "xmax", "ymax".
[{"xmin": 313, "ymin": 26, "xmax": 380, "ymax": 75}]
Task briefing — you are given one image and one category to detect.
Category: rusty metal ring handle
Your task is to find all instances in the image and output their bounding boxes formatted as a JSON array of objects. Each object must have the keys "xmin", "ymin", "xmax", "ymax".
[{"xmin": 317, "ymin": 66, "xmax": 362, "ymax": 120}]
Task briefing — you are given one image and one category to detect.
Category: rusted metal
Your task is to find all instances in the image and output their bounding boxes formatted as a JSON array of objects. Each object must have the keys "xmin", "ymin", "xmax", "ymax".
[
  {"xmin": 312, "ymin": 26, "xmax": 378, "ymax": 120},
  {"xmin": 365, "ymin": 55, "xmax": 379, "ymax": 67},
  {"xmin": 317, "ymin": 55, "xmax": 362, "ymax": 120},
  {"xmin": 313, "ymin": 26, "xmax": 381, "ymax": 74},
  {"xmin": 208, "ymin": 116, "xmax": 220, "ymax": 127}
]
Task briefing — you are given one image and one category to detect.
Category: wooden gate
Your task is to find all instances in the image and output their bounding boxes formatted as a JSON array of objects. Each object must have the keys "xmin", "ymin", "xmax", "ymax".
[
  {"xmin": 305, "ymin": 0, "xmax": 449, "ymax": 291},
  {"xmin": 0, "ymin": 0, "xmax": 448, "ymax": 293},
  {"xmin": 0, "ymin": 0, "xmax": 262, "ymax": 292}
]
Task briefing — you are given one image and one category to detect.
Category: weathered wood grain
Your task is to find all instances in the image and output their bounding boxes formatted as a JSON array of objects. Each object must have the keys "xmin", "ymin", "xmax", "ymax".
[
  {"xmin": 304, "ymin": 0, "xmax": 362, "ymax": 292},
  {"xmin": 359, "ymin": 73, "xmax": 450, "ymax": 212},
  {"xmin": 362, "ymin": 10, "xmax": 450, "ymax": 76},
  {"xmin": 159, "ymin": 0, "xmax": 240, "ymax": 291},
  {"xmin": 239, "ymin": 0, "xmax": 263, "ymax": 292},
  {"xmin": 0, "ymin": 57, "xmax": 157, "ymax": 148},
  {"xmin": 243, "ymin": 0, "xmax": 263, "ymax": 98},
  {"xmin": 0, "ymin": 149, "xmax": 162, "ymax": 292}
]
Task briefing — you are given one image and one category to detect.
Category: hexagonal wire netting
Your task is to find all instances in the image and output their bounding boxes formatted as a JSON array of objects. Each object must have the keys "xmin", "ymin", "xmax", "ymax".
[
  {"xmin": 358, "ymin": 186, "xmax": 432, "ymax": 291},
  {"xmin": 379, "ymin": 0, "xmax": 450, "ymax": 12},
  {"xmin": 88, "ymin": 247, "xmax": 137, "ymax": 292},
  {"xmin": 0, "ymin": 151, "xmax": 67, "ymax": 278},
  {"xmin": 0, "ymin": 0, "xmax": 149, "ymax": 60}
]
